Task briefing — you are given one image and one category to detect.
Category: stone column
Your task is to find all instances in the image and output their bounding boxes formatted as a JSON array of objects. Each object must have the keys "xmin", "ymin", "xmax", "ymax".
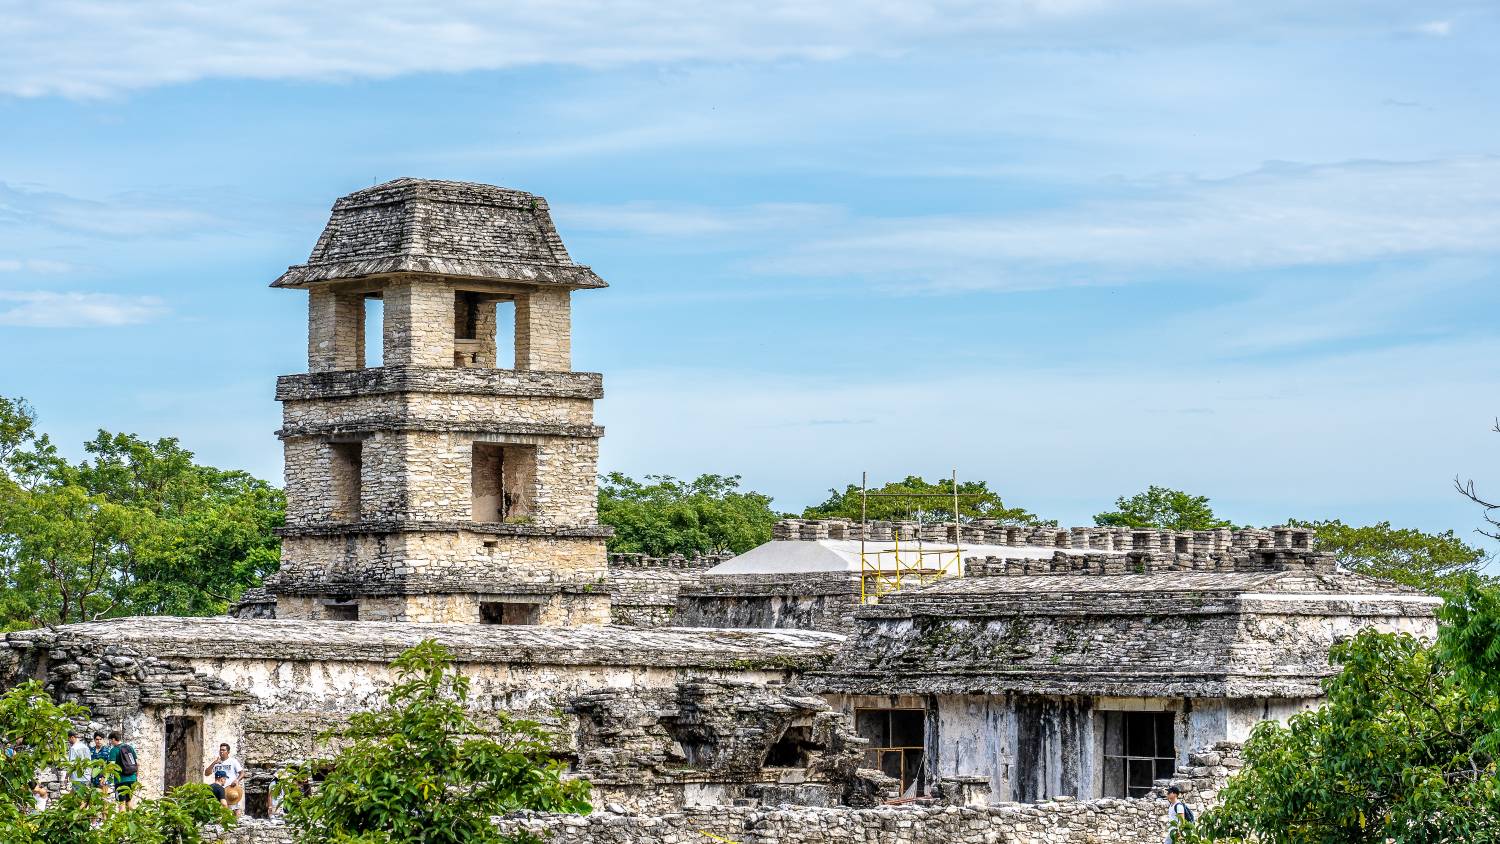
[
  {"xmin": 308, "ymin": 288, "xmax": 365, "ymax": 373},
  {"xmin": 383, "ymin": 278, "xmax": 454, "ymax": 367},
  {"xmin": 515, "ymin": 287, "xmax": 572, "ymax": 371}
]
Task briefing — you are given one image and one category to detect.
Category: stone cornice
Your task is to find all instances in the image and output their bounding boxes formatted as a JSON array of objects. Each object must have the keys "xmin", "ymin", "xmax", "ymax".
[
  {"xmin": 276, "ymin": 520, "xmax": 614, "ymax": 539},
  {"xmin": 276, "ymin": 419, "xmax": 603, "ymax": 439},
  {"xmin": 276, "ymin": 366, "xmax": 603, "ymax": 401}
]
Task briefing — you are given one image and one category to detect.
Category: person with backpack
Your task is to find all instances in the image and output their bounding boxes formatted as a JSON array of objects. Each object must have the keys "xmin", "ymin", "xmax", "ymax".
[
  {"xmin": 105, "ymin": 731, "xmax": 138, "ymax": 808},
  {"xmin": 1163, "ymin": 785, "xmax": 1195, "ymax": 843}
]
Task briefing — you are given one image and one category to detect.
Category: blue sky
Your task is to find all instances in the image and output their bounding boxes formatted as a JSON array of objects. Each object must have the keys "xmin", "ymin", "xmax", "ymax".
[{"xmin": 2, "ymin": 1, "xmax": 1499, "ymax": 547}]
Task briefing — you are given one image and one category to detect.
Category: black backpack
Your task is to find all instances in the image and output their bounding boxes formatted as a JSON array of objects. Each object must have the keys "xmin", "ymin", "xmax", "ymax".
[
  {"xmin": 1176, "ymin": 803, "xmax": 1195, "ymax": 822},
  {"xmin": 118, "ymin": 744, "xmax": 138, "ymax": 777}
]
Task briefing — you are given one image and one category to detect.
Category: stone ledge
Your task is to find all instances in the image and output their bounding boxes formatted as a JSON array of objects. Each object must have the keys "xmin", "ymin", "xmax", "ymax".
[
  {"xmin": 275, "ymin": 366, "xmax": 604, "ymax": 401},
  {"xmin": 276, "ymin": 520, "xmax": 614, "ymax": 539},
  {"xmin": 276, "ymin": 419, "xmax": 604, "ymax": 439},
  {"xmin": 7, "ymin": 618, "xmax": 845, "ymax": 670}
]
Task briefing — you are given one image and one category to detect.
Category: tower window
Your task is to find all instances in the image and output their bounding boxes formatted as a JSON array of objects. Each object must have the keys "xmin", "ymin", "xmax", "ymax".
[
  {"xmin": 330, "ymin": 441, "xmax": 362, "ymax": 520},
  {"xmin": 471, "ymin": 443, "xmax": 535, "ymax": 522},
  {"xmin": 452, "ymin": 292, "xmax": 516, "ymax": 369},
  {"xmin": 323, "ymin": 601, "xmax": 359, "ymax": 621}
]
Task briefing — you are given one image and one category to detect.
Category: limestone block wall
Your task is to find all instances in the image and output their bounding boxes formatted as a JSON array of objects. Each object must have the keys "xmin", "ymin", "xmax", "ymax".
[
  {"xmin": 276, "ymin": 532, "xmax": 608, "ymax": 597},
  {"xmin": 206, "ymin": 801, "xmax": 1173, "ymax": 844},
  {"xmin": 279, "ymin": 392, "xmax": 598, "ymax": 434}
]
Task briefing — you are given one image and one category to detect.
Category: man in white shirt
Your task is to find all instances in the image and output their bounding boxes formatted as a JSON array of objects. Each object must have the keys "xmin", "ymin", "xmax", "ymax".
[
  {"xmin": 65, "ymin": 730, "xmax": 92, "ymax": 793},
  {"xmin": 1163, "ymin": 785, "xmax": 1192, "ymax": 843},
  {"xmin": 204, "ymin": 743, "xmax": 245, "ymax": 816}
]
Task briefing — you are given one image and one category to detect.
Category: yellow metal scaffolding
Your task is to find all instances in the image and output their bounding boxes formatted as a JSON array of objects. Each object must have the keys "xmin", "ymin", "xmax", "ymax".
[{"xmin": 856, "ymin": 470, "xmax": 975, "ymax": 604}]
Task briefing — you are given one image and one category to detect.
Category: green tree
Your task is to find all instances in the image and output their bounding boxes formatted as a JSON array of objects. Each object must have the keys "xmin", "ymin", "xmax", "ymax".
[
  {"xmin": 0, "ymin": 396, "xmax": 284, "ymax": 629},
  {"xmin": 598, "ymin": 473, "xmax": 777, "ymax": 556},
  {"xmin": 278, "ymin": 640, "xmax": 590, "ymax": 844},
  {"xmin": 803, "ymin": 475, "xmax": 1049, "ymax": 526},
  {"xmin": 1292, "ymin": 519, "xmax": 1492, "ymax": 594},
  {"xmin": 1195, "ymin": 577, "xmax": 1500, "ymax": 842},
  {"xmin": 1093, "ymin": 486, "xmax": 1233, "ymax": 532},
  {"xmin": 0, "ymin": 680, "xmax": 233, "ymax": 844}
]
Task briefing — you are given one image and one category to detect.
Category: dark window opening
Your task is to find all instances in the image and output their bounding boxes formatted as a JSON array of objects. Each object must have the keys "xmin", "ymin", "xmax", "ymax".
[
  {"xmin": 245, "ymin": 783, "xmax": 271, "ymax": 819},
  {"xmin": 325, "ymin": 602, "xmax": 359, "ymax": 621},
  {"xmin": 763, "ymin": 724, "xmax": 822, "ymax": 768},
  {"xmin": 471, "ymin": 443, "xmax": 535, "ymax": 522},
  {"xmin": 480, "ymin": 601, "xmax": 540, "ymax": 625},
  {"xmin": 854, "ymin": 708, "xmax": 926, "ymax": 796},
  {"xmin": 330, "ymin": 441, "xmax": 362, "ymax": 520},
  {"xmin": 163, "ymin": 716, "xmax": 202, "ymax": 792},
  {"xmin": 1101, "ymin": 710, "xmax": 1176, "ymax": 798}
]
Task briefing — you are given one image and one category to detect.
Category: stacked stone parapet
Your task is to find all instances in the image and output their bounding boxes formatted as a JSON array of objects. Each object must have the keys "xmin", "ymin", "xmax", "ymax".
[
  {"xmin": 608, "ymin": 552, "xmax": 733, "ymax": 571},
  {"xmin": 962, "ymin": 547, "xmax": 1336, "ymax": 578},
  {"xmin": 777, "ymin": 518, "xmax": 1315, "ymax": 555}
]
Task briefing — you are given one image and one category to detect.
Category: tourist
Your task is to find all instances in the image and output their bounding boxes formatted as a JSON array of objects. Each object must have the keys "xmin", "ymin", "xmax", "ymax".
[
  {"xmin": 209, "ymin": 771, "xmax": 230, "ymax": 808},
  {"xmin": 1163, "ymin": 785, "xmax": 1194, "ymax": 843},
  {"xmin": 204, "ymin": 742, "xmax": 244, "ymax": 816},
  {"xmin": 105, "ymin": 731, "xmax": 138, "ymax": 808},
  {"xmin": 29, "ymin": 781, "xmax": 48, "ymax": 813},
  {"xmin": 66, "ymin": 730, "xmax": 92, "ymax": 793},
  {"xmin": 89, "ymin": 732, "xmax": 108, "ymax": 789}
]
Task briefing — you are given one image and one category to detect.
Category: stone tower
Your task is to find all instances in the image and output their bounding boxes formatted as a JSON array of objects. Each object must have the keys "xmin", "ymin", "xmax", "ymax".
[{"xmin": 268, "ymin": 178, "xmax": 612, "ymax": 625}]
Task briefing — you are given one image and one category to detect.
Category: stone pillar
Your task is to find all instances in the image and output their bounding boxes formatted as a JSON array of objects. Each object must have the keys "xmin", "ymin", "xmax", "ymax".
[
  {"xmin": 383, "ymin": 278, "xmax": 453, "ymax": 367},
  {"xmin": 308, "ymin": 288, "xmax": 365, "ymax": 373},
  {"xmin": 515, "ymin": 287, "xmax": 572, "ymax": 371}
]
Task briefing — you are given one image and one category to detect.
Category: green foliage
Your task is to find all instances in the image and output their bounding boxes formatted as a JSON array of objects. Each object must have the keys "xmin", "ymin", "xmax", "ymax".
[
  {"xmin": 0, "ymin": 681, "xmax": 233, "ymax": 844},
  {"xmin": 1197, "ymin": 577, "xmax": 1500, "ymax": 842},
  {"xmin": 803, "ymin": 475, "xmax": 1050, "ymax": 526},
  {"xmin": 278, "ymin": 640, "xmax": 590, "ymax": 844},
  {"xmin": 1093, "ymin": 486, "xmax": 1233, "ymax": 531},
  {"xmin": 1292, "ymin": 519, "xmax": 1492, "ymax": 594},
  {"xmin": 598, "ymin": 473, "xmax": 778, "ymax": 556},
  {"xmin": 0, "ymin": 396, "xmax": 284, "ymax": 628}
]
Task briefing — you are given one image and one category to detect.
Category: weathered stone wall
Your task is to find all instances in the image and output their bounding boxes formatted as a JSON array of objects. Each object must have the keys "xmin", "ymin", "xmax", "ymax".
[
  {"xmin": 281, "ymin": 431, "xmax": 599, "ymax": 528},
  {"xmin": 204, "ymin": 800, "xmax": 1175, "ymax": 844},
  {"xmin": 677, "ymin": 572, "xmax": 856, "ymax": 633},
  {"xmin": 606, "ymin": 553, "xmax": 729, "ymax": 627},
  {"xmin": 3, "ymin": 619, "xmax": 843, "ymax": 805}
]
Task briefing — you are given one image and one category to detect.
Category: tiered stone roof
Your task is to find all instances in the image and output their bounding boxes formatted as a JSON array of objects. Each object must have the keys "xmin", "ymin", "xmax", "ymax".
[{"xmin": 271, "ymin": 178, "xmax": 606, "ymax": 289}]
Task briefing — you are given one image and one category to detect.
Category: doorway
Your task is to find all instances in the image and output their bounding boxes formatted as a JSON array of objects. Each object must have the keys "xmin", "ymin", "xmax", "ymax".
[{"xmin": 163, "ymin": 715, "xmax": 203, "ymax": 791}]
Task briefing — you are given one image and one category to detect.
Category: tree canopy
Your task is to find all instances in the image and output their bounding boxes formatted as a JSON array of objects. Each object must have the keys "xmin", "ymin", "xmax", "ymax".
[
  {"xmin": 1294, "ymin": 519, "xmax": 1492, "ymax": 594},
  {"xmin": 598, "ymin": 472, "xmax": 778, "ymax": 557},
  {"xmin": 803, "ymin": 475, "xmax": 1050, "ymax": 526},
  {"xmin": 278, "ymin": 640, "xmax": 590, "ymax": 844},
  {"xmin": 1196, "ymin": 576, "xmax": 1500, "ymax": 842},
  {"xmin": 0, "ymin": 680, "xmax": 233, "ymax": 844},
  {"xmin": 1093, "ymin": 485, "xmax": 1234, "ymax": 532},
  {"xmin": 0, "ymin": 396, "xmax": 284, "ymax": 629}
]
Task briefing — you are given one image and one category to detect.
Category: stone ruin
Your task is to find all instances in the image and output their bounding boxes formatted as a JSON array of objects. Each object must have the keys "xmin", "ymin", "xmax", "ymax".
[{"xmin": 0, "ymin": 179, "xmax": 1443, "ymax": 844}]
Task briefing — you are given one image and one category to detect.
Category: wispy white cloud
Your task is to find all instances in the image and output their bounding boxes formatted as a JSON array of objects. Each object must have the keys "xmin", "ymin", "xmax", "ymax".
[
  {"xmin": 0, "ymin": 291, "xmax": 166, "ymax": 327},
  {"xmin": 1416, "ymin": 19, "xmax": 1454, "ymax": 35},
  {"xmin": 0, "ymin": 183, "xmax": 221, "ymax": 238},
  {"xmin": 766, "ymin": 157, "xmax": 1500, "ymax": 289},
  {"xmin": 0, "ymin": 258, "xmax": 73, "ymax": 273},
  {"xmin": 0, "ymin": 1, "xmax": 1489, "ymax": 98}
]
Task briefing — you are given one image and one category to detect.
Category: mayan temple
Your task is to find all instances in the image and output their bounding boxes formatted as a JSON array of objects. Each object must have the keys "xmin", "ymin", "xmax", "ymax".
[{"xmin": 266, "ymin": 178, "xmax": 613, "ymax": 624}]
